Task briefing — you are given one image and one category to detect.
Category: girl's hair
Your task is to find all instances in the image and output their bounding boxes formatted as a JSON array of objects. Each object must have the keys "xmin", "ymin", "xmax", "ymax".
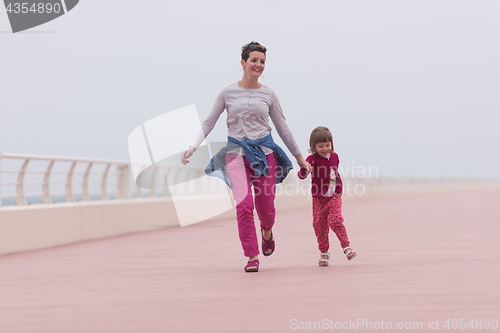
[
  {"xmin": 241, "ymin": 41, "xmax": 267, "ymax": 61},
  {"xmin": 308, "ymin": 126, "xmax": 333, "ymax": 154}
]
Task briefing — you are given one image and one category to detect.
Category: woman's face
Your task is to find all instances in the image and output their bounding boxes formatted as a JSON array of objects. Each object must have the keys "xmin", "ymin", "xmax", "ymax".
[{"xmin": 241, "ymin": 51, "xmax": 266, "ymax": 78}]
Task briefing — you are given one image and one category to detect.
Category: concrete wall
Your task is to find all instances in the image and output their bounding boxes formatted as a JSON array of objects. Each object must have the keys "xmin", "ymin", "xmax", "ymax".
[
  {"xmin": 3, "ymin": 182, "xmax": 497, "ymax": 256},
  {"xmin": 0, "ymin": 194, "xmax": 311, "ymax": 255}
]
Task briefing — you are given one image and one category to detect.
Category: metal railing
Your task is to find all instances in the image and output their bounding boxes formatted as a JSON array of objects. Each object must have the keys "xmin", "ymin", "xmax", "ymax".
[
  {"xmin": 0, "ymin": 152, "xmax": 228, "ymax": 207},
  {"xmin": 2, "ymin": 152, "xmax": 498, "ymax": 207},
  {"xmin": 0, "ymin": 153, "xmax": 135, "ymax": 207}
]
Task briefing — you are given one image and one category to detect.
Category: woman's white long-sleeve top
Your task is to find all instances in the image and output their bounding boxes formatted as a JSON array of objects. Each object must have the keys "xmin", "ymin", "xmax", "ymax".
[{"xmin": 191, "ymin": 82, "xmax": 301, "ymax": 156}]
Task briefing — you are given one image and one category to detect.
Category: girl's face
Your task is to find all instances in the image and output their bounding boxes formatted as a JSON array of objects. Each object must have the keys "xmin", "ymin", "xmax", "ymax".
[
  {"xmin": 241, "ymin": 51, "xmax": 266, "ymax": 78},
  {"xmin": 314, "ymin": 141, "xmax": 332, "ymax": 158}
]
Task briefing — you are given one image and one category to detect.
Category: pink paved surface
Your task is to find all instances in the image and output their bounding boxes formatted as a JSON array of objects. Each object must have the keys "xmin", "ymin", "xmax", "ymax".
[{"xmin": 1, "ymin": 189, "xmax": 499, "ymax": 333}]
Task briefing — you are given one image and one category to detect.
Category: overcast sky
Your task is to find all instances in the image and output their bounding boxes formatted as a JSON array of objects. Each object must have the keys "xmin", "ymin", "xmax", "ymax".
[{"xmin": 1, "ymin": 0, "xmax": 499, "ymax": 179}]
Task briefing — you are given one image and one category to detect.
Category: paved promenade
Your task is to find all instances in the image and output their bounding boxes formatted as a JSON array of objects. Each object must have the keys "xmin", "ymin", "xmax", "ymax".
[{"xmin": 1, "ymin": 188, "xmax": 499, "ymax": 332}]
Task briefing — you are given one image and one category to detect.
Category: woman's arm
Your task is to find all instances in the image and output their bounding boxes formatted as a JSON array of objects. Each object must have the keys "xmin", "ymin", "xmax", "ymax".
[
  {"xmin": 268, "ymin": 90, "xmax": 312, "ymax": 172},
  {"xmin": 181, "ymin": 89, "xmax": 226, "ymax": 165},
  {"xmin": 181, "ymin": 146, "xmax": 197, "ymax": 165},
  {"xmin": 190, "ymin": 89, "xmax": 226, "ymax": 149},
  {"xmin": 296, "ymin": 153, "xmax": 312, "ymax": 173},
  {"xmin": 268, "ymin": 90, "xmax": 301, "ymax": 156}
]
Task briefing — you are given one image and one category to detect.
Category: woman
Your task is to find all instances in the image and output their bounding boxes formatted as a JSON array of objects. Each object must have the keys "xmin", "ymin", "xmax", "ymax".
[{"xmin": 181, "ymin": 41, "xmax": 311, "ymax": 272}]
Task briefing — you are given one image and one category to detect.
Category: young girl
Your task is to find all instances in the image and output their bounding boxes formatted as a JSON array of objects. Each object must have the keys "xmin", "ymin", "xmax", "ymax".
[{"xmin": 298, "ymin": 126, "xmax": 356, "ymax": 266}]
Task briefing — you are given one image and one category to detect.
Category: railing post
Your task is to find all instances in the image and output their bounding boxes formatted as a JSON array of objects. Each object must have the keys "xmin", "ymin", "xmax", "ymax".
[
  {"xmin": 42, "ymin": 160, "xmax": 55, "ymax": 204},
  {"xmin": 66, "ymin": 161, "xmax": 77, "ymax": 202},
  {"xmin": 117, "ymin": 164, "xmax": 131, "ymax": 199},
  {"xmin": 16, "ymin": 159, "xmax": 30, "ymax": 205},
  {"xmin": 162, "ymin": 165, "xmax": 170, "ymax": 197},
  {"xmin": 82, "ymin": 162, "xmax": 93, "ymax": 201},
  {"xmin": 194, "ymin": 170, "xmax": 202, "ymax": 196},
  {"xmin": 150, "ymin": 165, "xmax": 158, "ymax": 198},
  {"xmin": 135, "ymin": 182, "xmax": 142, "ymax": 198},
  {"xmin": 134, "ymin": 164, "xmax": 145, "ymax": 198},
  {"xmin": 171, "ymin": 167, "xmax": 179, "ymax": 197},
  {"xmin": 100, "ymin": 163, "xmax": 111, "ymax": 200}
]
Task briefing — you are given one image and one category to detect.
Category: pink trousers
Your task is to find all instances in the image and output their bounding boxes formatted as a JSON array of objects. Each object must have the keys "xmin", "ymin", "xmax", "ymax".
[
  {"xmin": 225, "ymin": 153, "xmax": 277, "ymax": 257},
  {"xmin": 312, "ymin": 194, "xmax": 350, "ymax": 253}
]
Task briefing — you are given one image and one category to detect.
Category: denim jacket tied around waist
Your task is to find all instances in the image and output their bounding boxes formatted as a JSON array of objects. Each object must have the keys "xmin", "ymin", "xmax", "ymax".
[{"xmin": 204, "ymin": 133, "xmax": 294, "ymax": 189}]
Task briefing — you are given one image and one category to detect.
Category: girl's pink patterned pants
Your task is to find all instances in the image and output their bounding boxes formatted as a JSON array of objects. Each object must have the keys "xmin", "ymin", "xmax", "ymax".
[{"xmin": 312, "ymin": 194, "xmax": 350, "ymax": 252}]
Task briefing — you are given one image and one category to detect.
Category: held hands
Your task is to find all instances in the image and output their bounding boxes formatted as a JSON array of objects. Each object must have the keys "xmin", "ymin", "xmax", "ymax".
[
  {"xmin": 295, "ymin": 153, "xmax": 312, "ymax": 176},
  {"xmin": 181, "ymin": 146, "xmax": 196, "ymax": 165}
]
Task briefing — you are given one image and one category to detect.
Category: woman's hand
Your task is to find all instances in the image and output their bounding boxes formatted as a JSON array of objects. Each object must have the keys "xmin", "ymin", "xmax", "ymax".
[
  {"xmin": 181, "ymin": 146, "xmax": 196, "ymax": 165},
  {"xmin": 295, "ymin": 153, "xmax": 312, "ymax": 175}
]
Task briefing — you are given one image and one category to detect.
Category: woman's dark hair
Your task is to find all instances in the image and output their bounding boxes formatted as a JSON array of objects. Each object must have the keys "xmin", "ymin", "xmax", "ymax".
[
  {"xmin": 241, "ymin": 41, "xmax": 267, "ymax": 61},
  {"xmin": 308, "ymin": 126, "xmax": 333, "ymax": 154}
]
